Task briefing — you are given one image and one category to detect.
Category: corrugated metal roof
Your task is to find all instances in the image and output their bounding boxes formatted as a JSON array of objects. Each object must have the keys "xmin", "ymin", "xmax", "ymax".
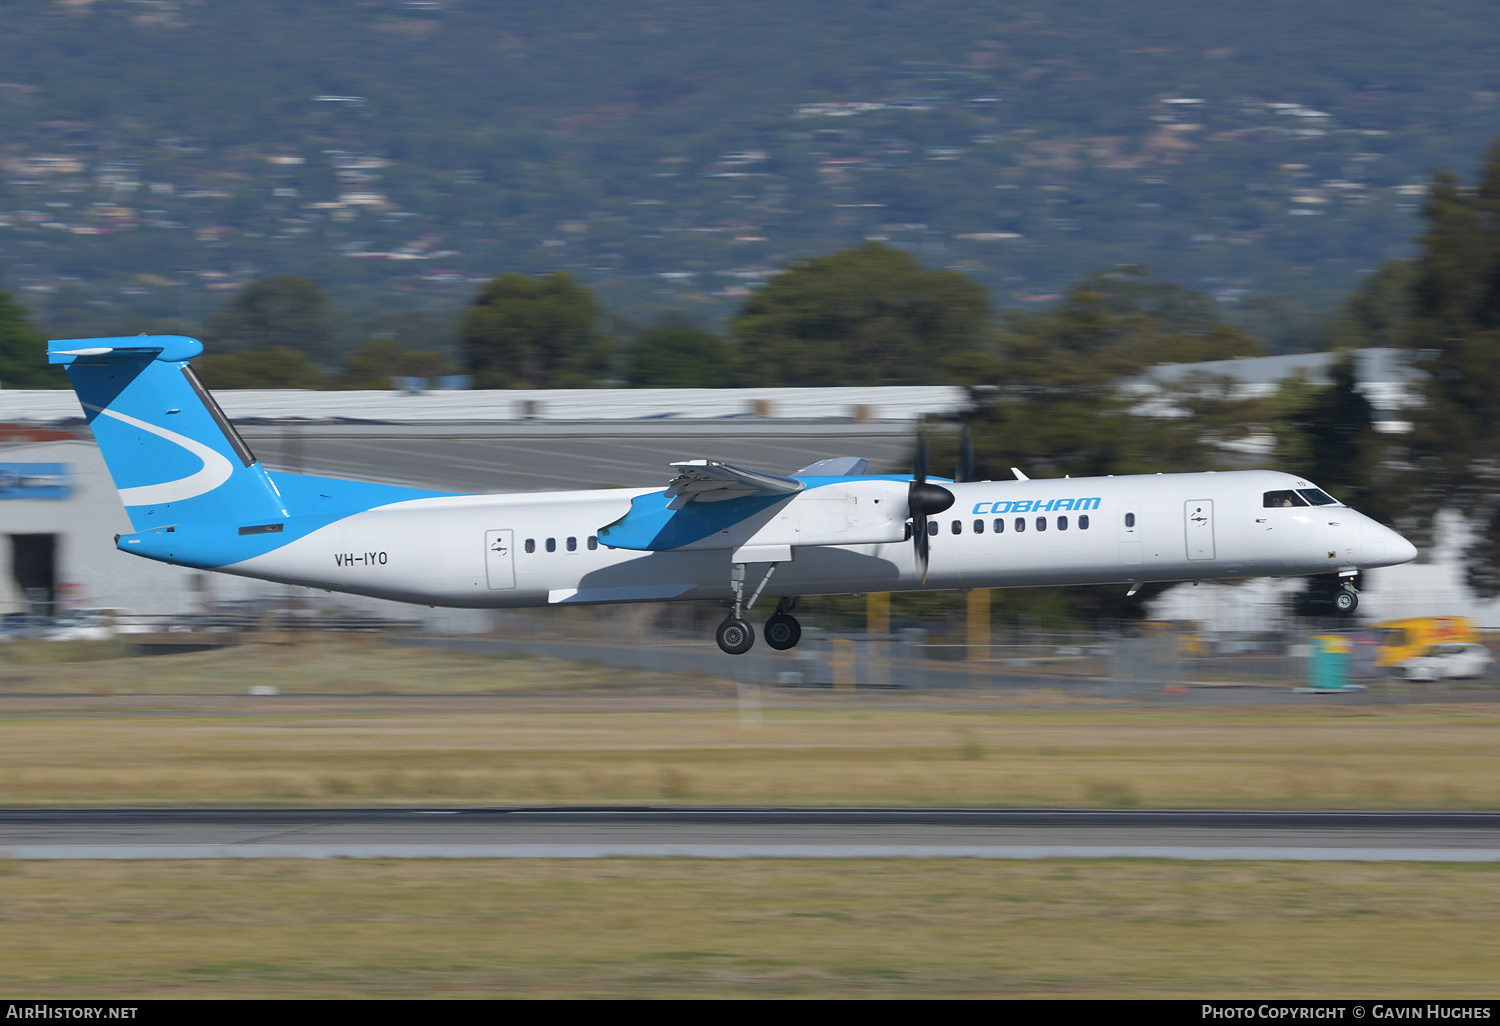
[{"xmin": 0, "ymin": 385, "xmax": 969, "ymax": 426}]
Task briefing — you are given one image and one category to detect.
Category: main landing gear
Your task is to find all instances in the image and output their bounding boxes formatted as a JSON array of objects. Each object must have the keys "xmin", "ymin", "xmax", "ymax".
[
  {"xmin": 764, "ymin": 596, "xmax": 802, "ymax": 650},
  {"xmin": 714, "ymin": 560, "xmax": 802, "ymax": 655}
]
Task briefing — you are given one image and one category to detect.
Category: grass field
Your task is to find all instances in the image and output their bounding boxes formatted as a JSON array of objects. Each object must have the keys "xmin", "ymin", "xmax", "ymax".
[
  {"xmin": 0, "ymin": 858, "xmax": 1496, "ymax": 997},
  {"xmin": 0, "ymin": 640, "xmax": 1496, "ymax": 808}
]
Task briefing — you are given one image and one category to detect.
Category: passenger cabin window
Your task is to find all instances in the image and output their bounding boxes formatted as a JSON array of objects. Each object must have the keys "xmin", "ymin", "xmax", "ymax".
[
  {"xmin": 1298, "ymin": 488, "xmax": 1338, "ymax": 506},
  {"xmin": 928, "ymin": 520, "xmax": 939, "ymax": 537},
  {"xmin": 525, "ymin": 539, "xmax": 535, "ymax": 554},
  {"xmin": 566, "ymin": 537, "xmax": 577, "ymax": 551},
  {"xmin": 1125, "ymin": 512, "xmax": 1136, "ymax": 528},
  {"xmin": 1079, "ymin": 514, "xmax": 1090, "ymax": 530},
  {"xmin": 1263, "ymin": 490, "xmax": 1308, "ymax": 508},
  {"xmin": 1014, "ymin": 517, "xmax": 1026, "ymax": 533},
  {"xmin": 951, "ymin": 520, "xmax": 962, "ymax": 535},
  {"xmin": 974, "ymin": 519, "xmax": 985, "ymax": 534},
  {"xmin": 1058, "ymin": 516, "xmax": 1068, "ymax": 531},
  {"xmin": 587, "ymin": 536, "xmax": 599, "ymax": 551},
  {"xmin": 993, "ymin": 518, "xmax": 1005, "ymax": 534},
  {"xmin": 545, "ymin": 538, "xmax": 556, "ymax": 553},
  {"xmin": 1036, "ymin": 516, "xmax": 1047, "ymax": 532}
]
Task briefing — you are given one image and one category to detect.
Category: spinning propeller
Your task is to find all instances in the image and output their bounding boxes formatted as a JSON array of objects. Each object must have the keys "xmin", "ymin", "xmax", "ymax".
[{"xmin": 908, "ymin": 422, "xmax": 955, "ymax": 581}]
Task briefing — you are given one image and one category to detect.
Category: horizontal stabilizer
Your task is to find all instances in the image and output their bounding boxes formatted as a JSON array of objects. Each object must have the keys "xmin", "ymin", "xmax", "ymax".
[
  {"xmin": 793, "ymin": 457, "xmax": 869, "ymax": 476},
  {"xmin": 48, "ymin": 335, "xmax": 203, "ymax": 366}
]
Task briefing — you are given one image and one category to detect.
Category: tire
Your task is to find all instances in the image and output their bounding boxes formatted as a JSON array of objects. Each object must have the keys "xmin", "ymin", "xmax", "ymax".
[
  {"xmin": 764, "ymin": 613, "xmax": 802, "ymax": 651},
  {"xmin": 1333, "ymin": 589, "xmax": 1358, "ymax": 614},
  {"xmin": 716, "ymin": 617, "xmax": 755, "ymax": 655}
]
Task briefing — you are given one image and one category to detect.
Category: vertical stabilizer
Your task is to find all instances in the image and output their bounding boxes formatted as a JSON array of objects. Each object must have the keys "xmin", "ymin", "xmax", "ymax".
[{"xmin": 49, "ymin": 335, "xmax": 288, "ymax": 533}]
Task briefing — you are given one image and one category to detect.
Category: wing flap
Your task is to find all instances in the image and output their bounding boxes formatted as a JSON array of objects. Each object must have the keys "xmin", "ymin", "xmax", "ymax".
[{"xmin": 664, "ymin": 460, "xmax": 805, "ymax": 509}]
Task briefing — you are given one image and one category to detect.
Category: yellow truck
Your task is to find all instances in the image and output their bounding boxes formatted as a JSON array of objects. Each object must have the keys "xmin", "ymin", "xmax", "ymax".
[{"xmin": 1372, "ymin": 616, "xmax": 1480, "ymax": 669}]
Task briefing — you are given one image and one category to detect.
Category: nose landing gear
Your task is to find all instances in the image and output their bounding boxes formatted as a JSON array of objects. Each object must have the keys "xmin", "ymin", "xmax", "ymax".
[{"xmin": 1333, "ymin": 572, "xmax": 1359, "ymax": 614}]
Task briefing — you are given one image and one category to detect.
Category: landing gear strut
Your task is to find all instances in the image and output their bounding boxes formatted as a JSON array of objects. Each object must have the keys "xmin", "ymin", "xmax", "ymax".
[{"xmin": 716, "ymin": 560, "xmax": 783, "ymax": 655}]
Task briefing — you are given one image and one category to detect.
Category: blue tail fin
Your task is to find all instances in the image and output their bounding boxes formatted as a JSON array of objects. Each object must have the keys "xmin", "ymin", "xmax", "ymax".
[{"xmin": 49, "ymin": 335, "xmax": 289, "ymax": 532}]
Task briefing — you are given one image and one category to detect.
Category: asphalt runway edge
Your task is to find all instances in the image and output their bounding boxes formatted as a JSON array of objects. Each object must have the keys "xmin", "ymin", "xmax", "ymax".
[{"xmin": 3, "ymin": 843, "xmax": 1500, "ymax": 861}]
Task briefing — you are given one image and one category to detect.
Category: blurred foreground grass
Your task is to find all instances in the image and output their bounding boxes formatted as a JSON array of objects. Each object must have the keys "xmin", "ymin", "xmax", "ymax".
[
  {"xmin": 0, "ymin": 858, "xmax": 1496, "ymax": 997},
  {"xmin": 0, "ymin": 640, "xmax": 1496, "ymax": 807},
  {"xmin": 0, "ymin": 636, "xmax": 663, "ymax": 694}
]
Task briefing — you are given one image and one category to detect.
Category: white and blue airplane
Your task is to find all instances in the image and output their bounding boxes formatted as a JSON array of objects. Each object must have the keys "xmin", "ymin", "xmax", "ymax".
[{"xmin": 50, "ymin": 335, "xmax": 1418, "ymax": 653}]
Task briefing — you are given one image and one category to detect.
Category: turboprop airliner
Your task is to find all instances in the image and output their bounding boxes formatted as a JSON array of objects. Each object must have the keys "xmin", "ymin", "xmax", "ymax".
[{"xmin": 49, "ymin": 335, "xmax": 1418, "ymax": 654}]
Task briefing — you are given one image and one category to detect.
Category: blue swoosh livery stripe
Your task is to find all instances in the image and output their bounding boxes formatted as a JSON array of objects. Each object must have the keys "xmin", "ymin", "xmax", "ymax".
[{"xmin": 598, "ymin": 475, "xmax": 916, "ymax": 550}]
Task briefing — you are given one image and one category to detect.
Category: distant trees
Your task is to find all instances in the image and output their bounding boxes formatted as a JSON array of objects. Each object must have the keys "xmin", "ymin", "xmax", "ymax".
[
  {"xmin": 190, "ymin": 275, "xmax": 340, "ymax": 388},
  {"xmin": 460, "ymin": 272, "xmax": 613, "ymax": 389},
  {"xmin": 192, "ymin": 346, "xmax": 325, "ymax": 390},
  {"xmin": 730, "ymin": 242, "xmax": 990, "ymax": 386},
  {"xmin": 0, "ymin": 274, "xmax": 59, "ymax": 388},
  {"xmin": 626, "ymin": 314, "xmax": 728, "ymax": 387},
  {"xmin": 957, "ymin": 267, "xmax": 1264, "ymax": 482},
  {"xmin": 340, "ymin": 338, "xmax": 454, "ymax": 390},
  {"xmin": 1394, "ymin": 139, "xmax": 1500, "ymax": 595},
  {"xmin": 1271, "ymin": 353, "xmax": 1380, "ymax": 510},
  {"xmin": 207, "ymin": 276, "xmax": 341, "ymax": 361}
]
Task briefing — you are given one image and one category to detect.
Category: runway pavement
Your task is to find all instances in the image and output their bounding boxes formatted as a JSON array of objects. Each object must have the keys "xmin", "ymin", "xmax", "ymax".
[{"xmin": 1, "ymin": 808, "xmax": 1497, "ymax": 861}]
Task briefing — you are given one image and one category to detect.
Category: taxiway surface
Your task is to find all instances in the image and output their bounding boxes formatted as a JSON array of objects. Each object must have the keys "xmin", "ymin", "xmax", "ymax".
[{"xmin": 1, "ymin": 808, "xmax": 1497, "ymax": 861}]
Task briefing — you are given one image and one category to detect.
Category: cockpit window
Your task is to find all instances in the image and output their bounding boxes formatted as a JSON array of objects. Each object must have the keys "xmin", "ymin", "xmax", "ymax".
[
  {"xmin": 1263, "ymin": 490, "xmax": 1308, "ymax": 508},
  {"xmin": 1297, "ymin": 488, "xmax": 1338, "ymax": 506}
]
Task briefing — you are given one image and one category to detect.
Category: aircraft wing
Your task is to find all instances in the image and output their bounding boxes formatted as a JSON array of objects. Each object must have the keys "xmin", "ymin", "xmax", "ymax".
[
  {"xmin": 664, "ymin": 460, "xmax": 804, "ymax": 510},
  {"xmin": 598, "ymin": 458, "xmax": 906, "ymax": 553}
]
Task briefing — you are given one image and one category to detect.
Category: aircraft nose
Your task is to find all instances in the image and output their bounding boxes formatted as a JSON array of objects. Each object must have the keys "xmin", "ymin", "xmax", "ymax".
[
  {"xmin": 1356, "ymin": 516, "xmax": 1417, "ymax": 567},
  {"xmin": 1387, "ymin": 528, "xmax": 1418, "ymax": 566}
]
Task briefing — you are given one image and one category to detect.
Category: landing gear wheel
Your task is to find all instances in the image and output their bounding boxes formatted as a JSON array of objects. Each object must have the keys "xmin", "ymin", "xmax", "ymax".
[
  {"xmin": 764, "ymin": 612, "xmax": 802, "ymax": 651},
  {"xmin": 1333, "ymin": 588, "xmax": 1359, "ymax": 614},
  {"xmin": 716, "ymin": 617, "xmax": 756, "ymax": 655}
]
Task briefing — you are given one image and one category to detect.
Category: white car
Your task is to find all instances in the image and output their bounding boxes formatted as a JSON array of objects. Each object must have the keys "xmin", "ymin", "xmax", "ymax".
[
  {"xmin": 1394, "ymin": 643, "xmax": 1495, "ymax": 682},
  {"xmin": 41, "ymin": 614, "xmax": 115, "ymax": 642}
]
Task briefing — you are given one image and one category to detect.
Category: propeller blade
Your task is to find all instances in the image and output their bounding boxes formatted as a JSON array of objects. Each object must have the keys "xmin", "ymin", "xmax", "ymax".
[
  {"xmin": 914, "ymin": 420, "xmax": 928, "ymax": 485},
  {"xmin": 955, "ymin": 421, "xmax": 975, "ymax": 483},
  {"xmin": 912, "ymin": 421, "xmax": 927, "ymax": 580},
  {"xmin": 915, "ymin": 516, "xmax": 930, "ymax": 581},
  {"xmin": 908, "ymin": 422, "xmax": 952, "ymax": 583}
]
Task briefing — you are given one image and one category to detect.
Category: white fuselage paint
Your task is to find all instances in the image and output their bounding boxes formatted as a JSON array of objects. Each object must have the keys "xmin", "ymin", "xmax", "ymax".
[{"xmin": 223, "ymin": 469, "xmax": 1416, "ymax": 609}]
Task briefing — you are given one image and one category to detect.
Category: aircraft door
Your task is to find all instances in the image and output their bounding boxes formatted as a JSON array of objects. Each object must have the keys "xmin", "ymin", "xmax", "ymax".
[
  {"xmin": 1120, "ymin": 503, "xmax": 1142, "ymax": 565},
  {"xmin": 1185, "ymin": 500, "xmax": 1215, "ymax": 560},
  {"xmin": 485, "ymin": 529, "xmax": 516, "ymax": 589}
]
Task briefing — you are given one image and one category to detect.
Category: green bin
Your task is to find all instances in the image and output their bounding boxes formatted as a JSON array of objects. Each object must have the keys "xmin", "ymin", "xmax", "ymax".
[{"xmin": 1307, "ymin": 634, "xmax": 1353, "ymax": 690}]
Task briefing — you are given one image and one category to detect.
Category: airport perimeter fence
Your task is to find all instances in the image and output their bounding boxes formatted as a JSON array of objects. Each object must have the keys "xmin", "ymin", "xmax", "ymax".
[
  {"xmin": 15, "ymin": 599, "xmax": 1498, "ymax": 696},
  {"xmin": 424, "ymin": 612, "xmax": 1332, "ymax": 694}
]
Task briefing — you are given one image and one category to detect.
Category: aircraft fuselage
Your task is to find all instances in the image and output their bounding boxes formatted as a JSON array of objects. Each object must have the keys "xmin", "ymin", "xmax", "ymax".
[{"xmin": 173, "ymin": 468, "xmax": 1414, "ymax": 609}]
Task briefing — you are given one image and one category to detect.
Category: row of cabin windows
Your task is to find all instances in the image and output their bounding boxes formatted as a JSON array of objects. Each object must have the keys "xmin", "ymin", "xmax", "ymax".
[
  {"xmin": 528, "ymin": 513, "xmax": 1133, "ymax": 551},
  {"xmin": 931, "ymin": 514, "xmax": 1094, "ymax": 536},
  {"xmin": 523, "ymin": 535, "xmax": 600, "ymax": 554}
]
